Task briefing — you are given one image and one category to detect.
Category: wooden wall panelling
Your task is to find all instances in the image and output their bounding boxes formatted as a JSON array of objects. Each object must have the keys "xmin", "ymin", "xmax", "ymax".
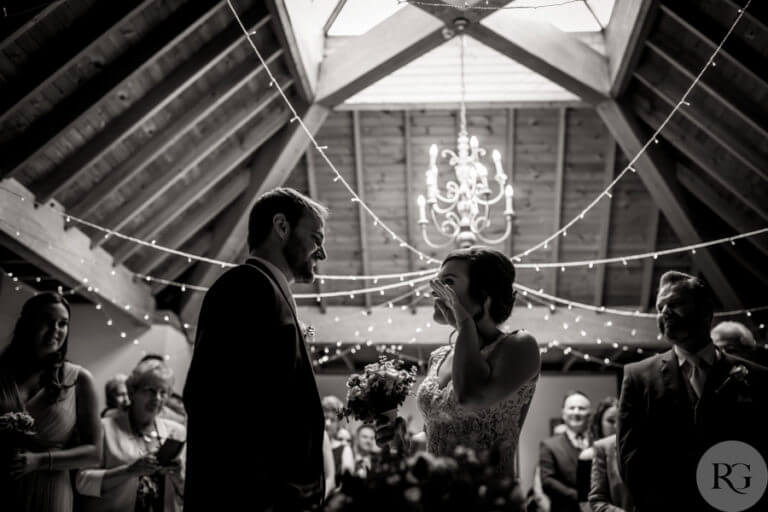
[
  {"xmin": 306, "ymin": 149, "xmax": 326, "ymax": 313},
  {"xmin": 353, "ymin": 111, "xmax": 371, "ymax": 309},
  {"xmin": 593, "ymin": 139, "xmax": 616, "ymax": 306},
  {"xmin": 2, "ymin": 0, "xmax": 222, "ymax": 180},
  {"xmin": 33, "ymin": 7, "xmax": 271, "ymax": 204},
  {"xmin": 0, "ymin": 0, "xmax": 68, "ymax": 54},
  {"xmin": 505, "ymin": 108, "xmax": 516, "ymax": 258},
  {"xmin": 405, "ymin": 110, "xmax": 418, "ymax": 313},
  {"xmin": 639, "ymin": 206, "xmax": 659, "ymax": 311},
  {"xmin": 550, "ymin": 108, "xmax": 566, "ymax": 295}
]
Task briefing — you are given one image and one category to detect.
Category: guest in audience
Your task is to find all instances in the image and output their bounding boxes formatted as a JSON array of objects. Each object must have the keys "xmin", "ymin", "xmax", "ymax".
[
  {"xmin": 577, "ymin": 397, "xmax": 618, "ymax": 505},
  {"xmin": 540, "ymin": 390, "xmax": 592, "ymax": 512},
  {"xmin": 586, "ymin": 398, "xmax": 633, "ymax": 512},
  {"xmin": 618, "ymin": 271, "xmax": 768, "ymax": 511},
  {"xmin": 135, "ymin": 355, "xmax": 186, "ymax": 425},
  {"xmin": 353, "ymin": 424, "xmax": 379, "ymax": 478},
  {"xmin": 321, "ymin": 395, "xmax": 355, "ymax": 482},
  {"xmin": 76, "ymin": 358, "xmax": 185, "ymax": 511},
  {"xmin": 0, "ymin": 292, "xmax": 102, "ymax": 512},
  {"xmin": 101, "ymin": 374, "xmax": 130, "ymax": 417},
  {"xmin": 711, "ymin": 320, "xmax": 764, "ymax": 365}
]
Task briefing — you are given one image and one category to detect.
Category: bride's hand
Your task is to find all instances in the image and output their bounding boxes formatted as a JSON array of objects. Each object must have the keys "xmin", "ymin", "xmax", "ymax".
[
  {"xmin": 374, "ymin": 415, "xmax": 407, "ymax": 451},
  {"xmin": 430, "ymin": 279, "xmax": 470, "ymax": 323}
]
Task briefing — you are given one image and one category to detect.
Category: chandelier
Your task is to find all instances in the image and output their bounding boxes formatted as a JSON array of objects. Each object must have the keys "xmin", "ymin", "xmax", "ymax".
[{"xmin": 416, "ymin": 28, "xmax": 514, "ymax": 249}]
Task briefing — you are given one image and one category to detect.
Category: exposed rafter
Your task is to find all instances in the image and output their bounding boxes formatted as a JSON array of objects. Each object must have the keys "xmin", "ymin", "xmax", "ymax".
[
  {"xmin": 1, "ymin": 0, "xmax": 222, "ymax": 180},
  {"xmin": 315, "ymin": 6, "xmax": 446, "ymax": 107},
  {"xmin": 465, "ymin": 22, "xmax": 610, "ymax": 104},
  {"xmin": 110, "ymin": 104, "xmax": 291, "ymax": 265},
  {"xmin": 135, "ymin": 173, "xmax": 249, "ymax": 276},
  {"xmin": 68, "ymin": 48, "xmax": 285, "ymax": 220},
  {"xmin": 597, "ymin": 100, "xmax": 741, "ymax": 309},
  {"xmin": 92, "ymin": 84, "xmax": 292, "ymax": 250},
  {"xmin": 266, "ymin": 0, "xmax": 316, "ymax": 101},
  {"xmin": 323, "ymin": 0, "xmax": 348, "ymax": 35},
  {"xmin": 0, "ymin": 0, "xmax": 66, "ymax": 53},
  {"xmin": 604, "ymin": 0, "xmax": 657, "ymax": 97},
  {"xmin": 180, "ymin": 103, "xmax": 329, "ymax": 323},
  {"xmin": 150, "ymin": 233, "xmax": 212, "ymax": 294},
  {"xmin": 32, "ymin": 7, "xmax": 271, "ymax": 204},
  {"xmin": 0, "ymin": 179, "xmax": 153, "ymax": 326}
]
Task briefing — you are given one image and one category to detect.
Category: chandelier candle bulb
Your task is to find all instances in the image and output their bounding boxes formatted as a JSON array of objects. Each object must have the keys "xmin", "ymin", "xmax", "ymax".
[
  {"xmin": 417, "ymin": 195, "xmax": 428, "ymax": 224},
  {"xmin": 504, "ymin": 185, "xmax": 514, "ymax": 215}
]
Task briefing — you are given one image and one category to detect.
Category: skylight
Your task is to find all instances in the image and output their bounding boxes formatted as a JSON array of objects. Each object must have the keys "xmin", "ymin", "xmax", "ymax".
[{"xmin": 327, "ymin": 0, "xmax": 615, "ymax": 36}]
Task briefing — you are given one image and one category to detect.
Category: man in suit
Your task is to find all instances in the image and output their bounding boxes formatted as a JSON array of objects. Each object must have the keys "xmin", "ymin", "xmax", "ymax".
[
  {"xmin": 618, "ymin": 271, "xmax": 768, "ymax": 511},
  {"xmin": 540, "ymin": 390, "xmax": 592, "ymax": 512},
  {"xmin": 183, "ymin": 188, "xmax": 328, "ymax": 511}
]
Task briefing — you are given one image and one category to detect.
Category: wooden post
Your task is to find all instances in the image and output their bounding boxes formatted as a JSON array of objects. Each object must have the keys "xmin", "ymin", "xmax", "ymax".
[
  {"xmin": 550, "ymin": 108, "xmax": 567, "ymax": 295},
  {"xmin": 594, "ymin": 139, "xmax": 616, "ymax": 306},
  {"xmin": 353, "ymin": 111, "xmax": 371, "ymax": 309},
  {"xmin": 306, "ymin": 150, "xmax": 326, "ymax": 314}
]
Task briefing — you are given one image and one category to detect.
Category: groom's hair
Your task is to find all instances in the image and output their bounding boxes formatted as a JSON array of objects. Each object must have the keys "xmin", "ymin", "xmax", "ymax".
[
  {"xmin": 248, "ymin": 187, "xmax": 328, "ymax": 250},
  {"xmin": 658, "ymin": 270, "xmax": 714, "ymax": 316}
]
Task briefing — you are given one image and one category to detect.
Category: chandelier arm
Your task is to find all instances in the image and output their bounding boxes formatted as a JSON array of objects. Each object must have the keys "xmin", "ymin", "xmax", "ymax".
[
  {"xmin": 475, "ymin": 215, "xmax": 514, "ymax": 246},
  {"xmin": 475, "ymin": 180, "xmax": 507, "ymax": 206},
  {"xmin": 430, "ymin": 206, "xmax": 457, "ymax": 235},
  {"xmin": 420, "ymin": 224, "xmax": 460, "ymax": 249},
  {"xmin": 432, "ymin": 183, "xmax": 461, "ymax": 212}
]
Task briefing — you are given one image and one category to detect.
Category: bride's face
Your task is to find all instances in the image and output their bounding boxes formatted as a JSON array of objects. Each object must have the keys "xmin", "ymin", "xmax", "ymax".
[{"xmin": 432, "ymin": 259, "xmax": 480, "ymax": 326}]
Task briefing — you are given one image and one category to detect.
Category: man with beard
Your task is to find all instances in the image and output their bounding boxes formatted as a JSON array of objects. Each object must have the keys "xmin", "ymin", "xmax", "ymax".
[
  {"xmin": 618, "ymin": 271, "xmax": 768, "ymax": 511},
  {"xmin": 183, "ymin": 188, "xmax": 328, "ymax": 511}
]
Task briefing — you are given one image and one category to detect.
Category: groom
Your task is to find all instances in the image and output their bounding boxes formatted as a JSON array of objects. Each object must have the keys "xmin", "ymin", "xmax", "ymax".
[{"xmin": 184, "ymin": 188, "xmax": 329, "ymax": 511}]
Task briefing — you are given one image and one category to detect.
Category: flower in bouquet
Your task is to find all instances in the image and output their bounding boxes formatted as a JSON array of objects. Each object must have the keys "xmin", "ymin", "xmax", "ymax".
[
  {"xmin": 0, "ymin": 411, "xmax": 36, "ymax": 471},
  {"xmin": 341, "ymin": 357, "xmax": 417, "ymax": 424}
]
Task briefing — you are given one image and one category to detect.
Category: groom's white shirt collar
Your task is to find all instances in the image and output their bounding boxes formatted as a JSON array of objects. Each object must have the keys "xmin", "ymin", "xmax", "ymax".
[
  {"xmin": 673, "ymin": 342, "xmax": 718, "ymax": 369},
  {"xmin": 249, "ymin": 256, "xmax": 294, "ymax": 308}
]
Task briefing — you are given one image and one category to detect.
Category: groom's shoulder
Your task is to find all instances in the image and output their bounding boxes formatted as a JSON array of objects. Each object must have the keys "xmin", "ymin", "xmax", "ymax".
[{"xmin": 212, "ymin": 263, "xmax": 273, "ymax": 292}]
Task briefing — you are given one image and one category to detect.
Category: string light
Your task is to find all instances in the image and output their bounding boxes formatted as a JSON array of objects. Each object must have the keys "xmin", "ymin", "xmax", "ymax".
[{"xmin": 397, "ymin": 0, "xmax": 583, "ymax": 9}]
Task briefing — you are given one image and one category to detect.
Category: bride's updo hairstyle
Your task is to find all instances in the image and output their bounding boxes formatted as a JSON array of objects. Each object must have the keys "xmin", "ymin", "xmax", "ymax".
[{"xmin": 443, "ymin": 246, "xmax": 517, "ymax": 324}]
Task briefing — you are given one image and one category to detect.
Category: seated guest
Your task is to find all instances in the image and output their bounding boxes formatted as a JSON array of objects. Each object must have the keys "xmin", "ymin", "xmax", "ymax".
[
  {"xmin": 540, "ymin": 390, "xmax": 592, "ymax": 512},
  {"xmin": 321, "ymin": 396, "xmax": 355, "ymax": 482},
  {"xmin": 577, "ymin": 397, "xmax": 619, "ymax": 497},
  {"xmin": 618, "ymin": 271, "xmax": 768, "ymax": 511},
  {"xmin": 160, "ymin": 392, "xmax": 187, "ymax": 426},
  {"xmin": 76, "ymin": 359, "xmax": 185, "ymax": 511},
  {"xmin": 711, "ymin": 320, "xmax": 765, "ymax": 365},
  {"xmin": 101, "ymin": 374, "xmax": 130, "ymax": 418},
  {"xmin": 587, "ymin": 398, "xmax": 634, "ymax": 512},
  {"xmin": 353, "ymin": 424, "xmax": 379, "ymax": 478}
]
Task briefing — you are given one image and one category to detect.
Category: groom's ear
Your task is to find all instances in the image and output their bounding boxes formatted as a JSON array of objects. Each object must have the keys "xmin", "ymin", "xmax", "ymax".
[{"xmin": 272, "ymin": 213, "xmax": 290, "ymax": 240}]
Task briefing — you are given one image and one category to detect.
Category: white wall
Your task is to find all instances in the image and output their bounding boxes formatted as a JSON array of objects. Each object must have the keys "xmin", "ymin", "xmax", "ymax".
[{"xmin": 0, "ymin": 277, "xmax": 192, "ymax": 412}]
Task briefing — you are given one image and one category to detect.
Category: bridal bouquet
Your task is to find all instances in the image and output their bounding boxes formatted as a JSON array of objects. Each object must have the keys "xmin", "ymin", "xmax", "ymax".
[{"xmin": 341, "ymin": 357, "xmax": 417, "ymax": 424}]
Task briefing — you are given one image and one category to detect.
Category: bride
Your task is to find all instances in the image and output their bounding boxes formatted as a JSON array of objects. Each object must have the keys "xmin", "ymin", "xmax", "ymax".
[{"xmin": 377, "ymin": 246, "xmax": 541, "ymax": 478}]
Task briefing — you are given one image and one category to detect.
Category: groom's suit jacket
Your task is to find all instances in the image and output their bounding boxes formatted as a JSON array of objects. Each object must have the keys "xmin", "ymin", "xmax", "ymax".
[
  {"xmin": 617, "ymin": 347, "xmax": 768, "ymax": 512},
  {"xmin": 183, "ymin": 258, "xmax": 325, "ymax": 511}
]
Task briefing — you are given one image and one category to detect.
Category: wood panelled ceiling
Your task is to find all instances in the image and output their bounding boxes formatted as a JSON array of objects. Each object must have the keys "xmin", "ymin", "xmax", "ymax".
[{"xmin": 1, "ymin": 0, "xmax": 767, "ymax": 360}]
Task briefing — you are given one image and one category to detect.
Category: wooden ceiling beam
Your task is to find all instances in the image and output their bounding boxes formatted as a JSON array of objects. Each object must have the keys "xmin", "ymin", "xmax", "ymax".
[
  {"xmin": 323, "ymin": 0, "xmax": 349, "ymax": 35},
  {"xmin": 32, "ymin": 7, "xmax": 271, "ymax": 204},
  {"xmin": 68, "ymin": 48, "xmax": 284, "ymax": 220},
  {"xmin": 265, "ymin": 0, "xmax": 314, "ymax": 102},
  {"xmin": 629, "ymin": 84, "xmax": 768, "ymax": 223},
  {"xmin": 676, "ymin": 165, "xmax": 768, "ymax": 260},
  {"xmin": 110, "ymin": 106, "xmax": 290, "ymax": 266},
  {"xmin": 596, "ymin": 100, "xmax": 741, "ymax": 309},
  {"xmin": 0, "ymin": 179, "xmax": 153, "ymax": 326},
  {"xmin": 634, "ymin": 58, "xmax": 768, "ymax": 181},
  {"xmin": 643, "ymin": 39, "xmax": 768, "ymax": 143},
  {"xmin": 659, "ymin": 4, "xmax": 768, "ymax": 92},
  {"xmin": 0, "ymin": 1, "xmax": 66, "ymax": 53},
  {"xmin": 604, "ymin": 0, "xmax": 657, "ymax": 97},
  {"xmin": 150, "ymin": 233, "xmax": 212, "ymax": 294},
  {"xmin": 0, "ymin": 0, "xmax": 151, "ymax": 127},
  {"xmin": 179, "ymin": 103, "xmax": 330, "ymax": 323},
  {"xmin": 135, "ymin": 173, "xmax": 247, "ymax": 276},
  {"xmin": 464, "ymin": 22, "xmax": 610, "ymax": 104},
  {"xmin": 1, "ymin": 0, "xmax": 222, "ymax": 180},
  {"xmin": 91, "ymin": 83, "xmax": 292, "ymax": 250},
  {"xmin": 315, "ymin": 5, "xmax": 447, "ymax": 107}
]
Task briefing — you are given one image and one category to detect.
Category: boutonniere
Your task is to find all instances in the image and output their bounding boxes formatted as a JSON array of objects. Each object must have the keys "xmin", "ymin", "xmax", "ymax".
[
  {"xmin": 299, "ymin": 321, "xmax": 316, "ymax": 341},
  {"xmin": 715, "ymin": 364, "xmax": 749, "ymax": 395}
]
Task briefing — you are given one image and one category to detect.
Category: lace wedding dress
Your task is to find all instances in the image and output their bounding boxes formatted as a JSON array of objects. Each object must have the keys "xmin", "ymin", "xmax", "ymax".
[{"xmin": 415, "ymin": 333, "xmax": 538, "ymax": 477}]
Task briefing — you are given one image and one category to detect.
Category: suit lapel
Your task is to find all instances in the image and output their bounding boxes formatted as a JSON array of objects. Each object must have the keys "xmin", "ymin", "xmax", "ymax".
[{"xmin": 660, "ymin": 349, "xmax": 685, "ymax": 400}]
